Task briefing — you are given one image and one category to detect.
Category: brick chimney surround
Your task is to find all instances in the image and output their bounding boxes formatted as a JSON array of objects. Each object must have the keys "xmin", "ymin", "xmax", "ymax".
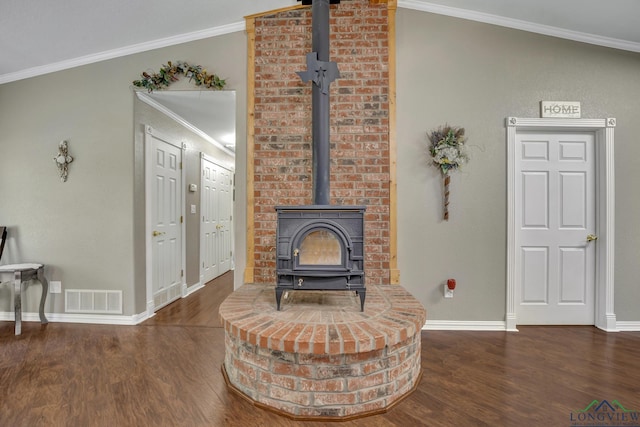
[{"xmin": 220, "ymin": 0, "xmax": 427, "ymax": 420}]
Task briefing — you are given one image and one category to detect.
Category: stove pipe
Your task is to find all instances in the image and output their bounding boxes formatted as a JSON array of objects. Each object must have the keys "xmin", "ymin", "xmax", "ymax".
[{"xmin": 297, "ymin": 0, "xmax": 341, "ymax": 206}]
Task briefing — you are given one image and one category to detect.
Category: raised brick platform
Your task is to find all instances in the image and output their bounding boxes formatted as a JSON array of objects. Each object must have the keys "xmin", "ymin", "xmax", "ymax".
[{"xmin": 218, "ymin": 285, "xmax": 426, "ymax": 419}]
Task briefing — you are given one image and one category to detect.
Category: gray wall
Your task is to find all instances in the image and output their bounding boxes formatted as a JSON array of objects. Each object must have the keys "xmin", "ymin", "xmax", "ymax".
[
  {"xmin": 396, "ymin": 10, "xmax": 640, "ymax": 321},
  {"xmin": 0, "ymin": 32, "xmax": 247, "ymax": 316},
  {"xmin": 1, "ymin": 9, "xmax": 638, "ymax": 322}
]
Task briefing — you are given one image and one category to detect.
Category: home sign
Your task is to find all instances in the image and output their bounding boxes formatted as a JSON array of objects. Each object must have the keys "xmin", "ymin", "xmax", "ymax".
[{"xmin": 540, "ymin": 101, "xmax": 581, "ymax": 118}]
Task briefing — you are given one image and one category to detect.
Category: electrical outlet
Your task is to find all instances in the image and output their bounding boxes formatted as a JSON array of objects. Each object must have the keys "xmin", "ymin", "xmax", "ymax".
[
  {"xmin": 444, "ymin": 283, "xmax": 454, "ymax": 298},
  {"xmin": 50, "ymin": 281, "xmax": 62, "ymax": 294}
]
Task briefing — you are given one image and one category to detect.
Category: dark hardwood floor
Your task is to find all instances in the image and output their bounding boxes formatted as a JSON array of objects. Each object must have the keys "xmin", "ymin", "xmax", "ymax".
[{"xmin": 1, "ymin": 273, "xmax": 639, "ymax": 426}]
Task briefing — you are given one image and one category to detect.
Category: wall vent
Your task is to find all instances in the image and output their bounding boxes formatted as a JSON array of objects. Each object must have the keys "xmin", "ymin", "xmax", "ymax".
[{"xmin": 65, "ymin": 290, "xmax": 123, "ymax": 314}]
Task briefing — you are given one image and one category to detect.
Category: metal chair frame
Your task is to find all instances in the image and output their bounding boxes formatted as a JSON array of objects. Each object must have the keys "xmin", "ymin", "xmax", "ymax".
[{"xmin": 0, "ymin": 227, "xmax": 48, "ymax": 335}]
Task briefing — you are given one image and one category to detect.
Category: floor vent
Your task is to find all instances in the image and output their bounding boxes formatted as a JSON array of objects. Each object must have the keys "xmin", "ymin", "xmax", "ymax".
[{"xmin": 65, "ymin": 290, "xmax": 123, "ymax": 314}]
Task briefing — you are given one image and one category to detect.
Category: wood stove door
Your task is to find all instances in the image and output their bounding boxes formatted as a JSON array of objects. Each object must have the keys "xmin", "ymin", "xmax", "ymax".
[{"xmin": 294, "ymin": 228, "xmax": 344, "ymax": 268}]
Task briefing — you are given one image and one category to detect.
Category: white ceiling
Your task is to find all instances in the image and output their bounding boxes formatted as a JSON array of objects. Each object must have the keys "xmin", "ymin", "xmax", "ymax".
[
  {"xmin": 0, "ymin": 0, "xmax": 299, "ymax": 83},
  {"xmin": 139, "ymin": 90, "xmax": 237, "ymax": 152},
  {"xmin": 3, "ymin": 0, "xmax": 639, "ymax": 147},
  {"xmin": 1, "ymin": 0, "xmax": 639, "ymax": 85}
]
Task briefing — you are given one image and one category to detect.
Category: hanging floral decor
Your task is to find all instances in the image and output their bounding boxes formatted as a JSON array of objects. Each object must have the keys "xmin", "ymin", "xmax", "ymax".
[
  {"xmin": 427, "ymin": 125, "xmax": 469, "ymax": 221},
  {"xmin": 133, "ymin": 61, "xmax": 226, "ymax": 92}
]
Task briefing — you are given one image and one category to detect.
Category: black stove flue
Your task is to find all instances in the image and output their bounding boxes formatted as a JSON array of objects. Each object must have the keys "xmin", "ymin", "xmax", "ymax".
[
  {"xmin": 296, "ymin": 0, "xmax": 340, "ymax": 206},
  {"xmin": 275, "ymin": 0, "xmax": 366, "ymax": 311}
]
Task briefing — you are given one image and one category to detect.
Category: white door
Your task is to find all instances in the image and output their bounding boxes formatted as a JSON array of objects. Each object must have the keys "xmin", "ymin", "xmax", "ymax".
[
  {"xmin": 201, "ymin": 158, "xmax": 220, "ymax": 283},
  {"xmin": 218, "ymin": 166, "xmax": 232, "ymax": 274},
  {"xmin": 201, "ymin": 156, "xmax": 233, "ymax": 283},
  {"xmin": 515, "ymin": 131, "xmax": 595, "ymax": 324},
  {"xmin": 148, "ymin": 130, "xmax": 183, "ymax": 311}
]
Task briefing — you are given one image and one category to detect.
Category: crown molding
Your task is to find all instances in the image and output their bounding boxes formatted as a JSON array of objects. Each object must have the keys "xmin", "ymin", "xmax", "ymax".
[
  {"xmin": 4, "ymin": 2, "xmax": 639, "ymax": 85},
  {"xmin": 398, "ymin": 0, "xmax": 640, "ymax": 54},
  {"xmin": 0, "ymin": 21, "xmax": 245, "ymax": 85}
]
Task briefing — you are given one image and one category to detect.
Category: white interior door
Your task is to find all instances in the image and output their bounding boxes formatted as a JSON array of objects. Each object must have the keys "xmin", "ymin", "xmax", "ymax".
[
  {"xmin": 201, "ymin": 156, "xmax": 233, "ymax": 283},
  {"xmin": 515, "ymin": 131, "xmax": 595, "ymax": 324},
  {"xmin": 201, "ymin": 157, "xmax": 220, "ymax": 283},
  {"xmin": 218, "ymin": 166, "xmax": 232, "ymax": 274},
  {"xmin": 148, "ymin": 130, "xmax": 183, "ymax": 311}
]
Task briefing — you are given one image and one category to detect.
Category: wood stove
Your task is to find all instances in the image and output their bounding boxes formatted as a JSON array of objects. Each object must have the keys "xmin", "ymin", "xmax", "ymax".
[
  {"xmin": 275, "ymin": 205, "xmax": 365, "ymax": 311},
  {"xmin": 275, "ymin": 0, "xmax": 366, "ymax": 311}
]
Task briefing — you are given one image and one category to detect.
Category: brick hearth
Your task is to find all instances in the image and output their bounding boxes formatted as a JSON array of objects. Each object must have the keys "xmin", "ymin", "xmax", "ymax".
[{"xmin": 219, "ymin": 285, "xmax": 426, "ymax": 419}]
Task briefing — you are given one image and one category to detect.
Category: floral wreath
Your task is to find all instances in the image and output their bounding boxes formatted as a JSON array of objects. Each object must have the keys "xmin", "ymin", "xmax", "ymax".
[
  {"xmin": 427, "ymin": 124, "xmax": 469, "ymax": 221},
  {"xmin": 133, "ymin": 61, "xmax": 226, "ymax": 92},
  {"xmin": 428, "ymin": 125, "xmax": 468, "ymax": 175}
]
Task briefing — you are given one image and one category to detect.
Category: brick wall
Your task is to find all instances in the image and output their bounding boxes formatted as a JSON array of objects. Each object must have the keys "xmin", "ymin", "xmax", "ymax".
[
  {"xmin": 252, "ymin": 0, "xmax": 391, "ymax": 284},
  {"xmin": 224, "ymin": 329, "xmax": 421, "ymax": 417}
]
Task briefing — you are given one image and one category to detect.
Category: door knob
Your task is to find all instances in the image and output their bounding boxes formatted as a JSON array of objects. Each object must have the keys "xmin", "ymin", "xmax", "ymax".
[
  {"xmin": 152, "ymin": 231, "xmax": 165, "ymax": 237},
  {"xmin": 586, "ymin": 234, "xmax": 598, "ymax": 242}
]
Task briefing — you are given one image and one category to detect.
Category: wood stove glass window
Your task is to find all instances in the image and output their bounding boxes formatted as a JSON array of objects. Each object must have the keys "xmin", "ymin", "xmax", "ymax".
[{"xmin": 298, "ymin": 229, "xmax": 342, "ymax": 265}]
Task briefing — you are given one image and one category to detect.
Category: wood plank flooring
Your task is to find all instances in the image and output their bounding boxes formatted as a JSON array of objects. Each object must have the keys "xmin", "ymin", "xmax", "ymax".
[{"xmin": 1, "ymin": 274, "xmax": 639, "ymax": 426}]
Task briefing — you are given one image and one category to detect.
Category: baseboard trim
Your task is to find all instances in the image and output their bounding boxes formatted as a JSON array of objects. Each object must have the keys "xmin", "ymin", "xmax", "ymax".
[
  {"xmin": 423, "ymin": 320, "xmax": 507, "ymax": 331},
  {"xmin": 423, "ymin": 319, "xmax": 638, "ymax": 332},
  {"xmin": 615, "ymin": 321, "xmax": 640, "ymax": 331},
  {"xmin": 7, "ymin": 312, "xmax": 633, "ymax": 331},
  {"xmin": 184, "ymin": 281, "xmax": 205, "ymax": 297},
  {"xmin": 0, "ymin": 311, "xmax": 149, "ymax": 326}
]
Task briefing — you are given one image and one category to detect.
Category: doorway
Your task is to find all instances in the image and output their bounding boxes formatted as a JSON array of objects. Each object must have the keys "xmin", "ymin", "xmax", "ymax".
[
  {"xmin": 135, "ymin": 90, "xmax": 236, "ymax": 318},
  {"xmin": 506, "ymin": 117, "xmax": 616, "ymax": 331}
]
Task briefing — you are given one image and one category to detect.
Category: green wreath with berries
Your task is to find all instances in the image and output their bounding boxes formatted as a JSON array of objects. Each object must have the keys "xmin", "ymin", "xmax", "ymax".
[{"xmin": 133, "ymin": 61, "xmax": 226, "ymax": 92}]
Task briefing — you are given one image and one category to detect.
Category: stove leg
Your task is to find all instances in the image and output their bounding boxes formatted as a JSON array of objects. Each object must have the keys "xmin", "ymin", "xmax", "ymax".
[
  {"xmin": 275, "ymin": 287, "xmax": 284, "ymax": 311},
  {"xmin": 357, "ymin": 289, "xmax": 365, "ymax": 312}
]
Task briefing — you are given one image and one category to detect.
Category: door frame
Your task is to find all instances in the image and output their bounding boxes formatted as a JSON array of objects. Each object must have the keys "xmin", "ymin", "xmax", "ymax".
[
  {"xmin": 506, "ymin": 117, "xmax": 616, "ymax": 332},
  {"xmin": 200, "ymin": 152, "xmax": 235, "ymax": 284},
  {"xmin": 144, "ymin": 125, "xmax": 186, "ymax": 317}
]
